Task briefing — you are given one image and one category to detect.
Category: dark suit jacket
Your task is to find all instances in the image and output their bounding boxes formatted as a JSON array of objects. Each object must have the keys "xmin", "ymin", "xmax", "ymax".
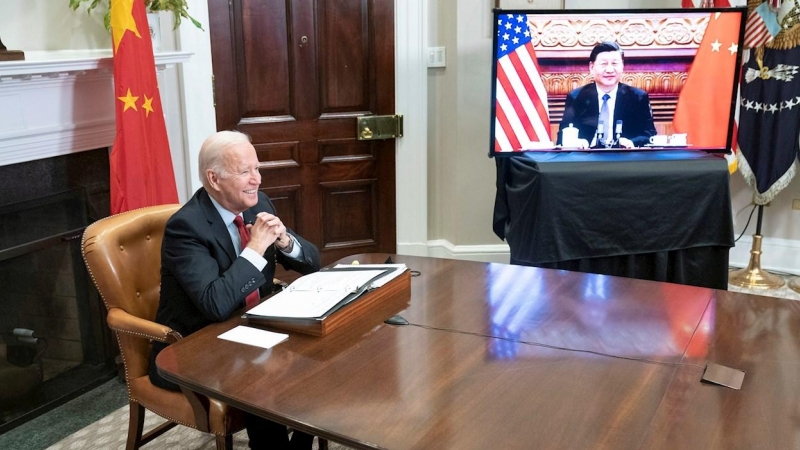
[
  {"xmin": 557, "ymin": 82, "xmax": 657, "ymax": 148},
  {"xmin": 149, "ymin": 188, "xmax": 320, "ymax": 390}
]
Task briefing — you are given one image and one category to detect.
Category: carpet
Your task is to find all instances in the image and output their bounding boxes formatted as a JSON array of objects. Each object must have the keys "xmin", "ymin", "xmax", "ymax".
[{"xmin": 46, "ymin": 405, "xmax": 351, "ymax": 450}]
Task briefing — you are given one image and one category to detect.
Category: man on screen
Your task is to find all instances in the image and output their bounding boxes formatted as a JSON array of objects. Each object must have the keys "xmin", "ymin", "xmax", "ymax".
[{"xmin": 558, "ymin": 41, "xmax": 657, "ymax": 148}]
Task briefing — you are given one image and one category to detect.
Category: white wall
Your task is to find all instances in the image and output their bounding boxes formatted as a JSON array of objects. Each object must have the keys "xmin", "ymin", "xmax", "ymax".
[{"xmin": 0, "ymin": 1, "xmax": 108, "ymax": 51}]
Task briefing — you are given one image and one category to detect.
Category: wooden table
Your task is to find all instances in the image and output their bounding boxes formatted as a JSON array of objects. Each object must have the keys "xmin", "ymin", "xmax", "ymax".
[{"xmin": 157, "ymin": 254, "xmax": 800, "ymax": 449}]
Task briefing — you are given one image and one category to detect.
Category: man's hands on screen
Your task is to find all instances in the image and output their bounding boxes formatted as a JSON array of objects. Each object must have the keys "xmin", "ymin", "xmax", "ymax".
[
  {"xmin": 247, "ymin": 212, "xmax": 290, "ymax": 254},
  {"xmin": 619, "ymin": 137, "xmax": 635, "ymax": 148}
]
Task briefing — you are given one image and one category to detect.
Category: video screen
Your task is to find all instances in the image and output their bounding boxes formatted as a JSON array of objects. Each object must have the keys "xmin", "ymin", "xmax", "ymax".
[{"xmin": 490, "ymin": 8, "xmax": 747, "ymax": 155}]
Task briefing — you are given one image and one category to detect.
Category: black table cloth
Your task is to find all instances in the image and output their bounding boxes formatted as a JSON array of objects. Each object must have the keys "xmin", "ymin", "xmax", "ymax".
[{"xmin": 493, "ymin": 150, "xmax": 734, "ymax": 289}]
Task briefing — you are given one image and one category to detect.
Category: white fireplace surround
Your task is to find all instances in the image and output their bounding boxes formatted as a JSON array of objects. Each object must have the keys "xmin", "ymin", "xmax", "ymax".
[{"xmin": 0, "ymin": 50, "xmax": 191, "ymax": 167}]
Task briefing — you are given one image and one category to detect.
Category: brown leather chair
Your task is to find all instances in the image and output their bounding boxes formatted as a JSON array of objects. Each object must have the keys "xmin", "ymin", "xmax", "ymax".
[{"xmin": 81, "ymin": 204, "xmax": 245, "ymax": 450}]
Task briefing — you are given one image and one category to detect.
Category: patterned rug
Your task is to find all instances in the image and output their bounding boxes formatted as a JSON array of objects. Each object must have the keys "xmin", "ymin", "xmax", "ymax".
[{"xmin": 46, "ymin": 405, "xmax": 350, "ymax": 450}]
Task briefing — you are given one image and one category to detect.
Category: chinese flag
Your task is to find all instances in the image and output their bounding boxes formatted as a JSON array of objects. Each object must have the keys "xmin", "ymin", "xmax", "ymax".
[
  {"xmin": 109, "ymin": 0, "xmax": 178, "ymax": 214},
  {"xmin": 672, "ymin": 12, "xmax": 741, "ymax": 155}
]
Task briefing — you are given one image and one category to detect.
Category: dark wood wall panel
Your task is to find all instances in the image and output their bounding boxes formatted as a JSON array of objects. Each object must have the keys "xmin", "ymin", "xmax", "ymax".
[
  {"xmin": 320, "ymin": 180, "xmax": 377, "ymax": 249},
  {"xmin": 259, "ymin": 185, "xmax": 301, "ymax": 231},
  {"xmin": 319, "ymin": 139, "xmax": 375, "ymax": 163},
  {"xmin": 240, "ymin": 0, "xmax": 291, "ymax": 118},
  {"xmin": 254, "ymin": 141, "xmax": 301, "ymax": 168},
  {"xmin": 318, "ymin": 0, "xmax": 369, "ymax": 113}
]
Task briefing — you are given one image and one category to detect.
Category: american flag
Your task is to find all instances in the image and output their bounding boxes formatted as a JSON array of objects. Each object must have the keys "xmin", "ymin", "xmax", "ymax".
[
  {"xmin": 494, "ymin": 13, "xmax": 550, "ymax": 152},
  {"xmin": 744, "ymin": 2, "xmax": 781, "ymax": 48}
]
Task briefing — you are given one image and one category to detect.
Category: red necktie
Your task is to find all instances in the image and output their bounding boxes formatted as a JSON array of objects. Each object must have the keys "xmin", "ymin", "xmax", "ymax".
[{"xmin": 233, "ymin": 216, "xmax": 261, "ymax": 309}]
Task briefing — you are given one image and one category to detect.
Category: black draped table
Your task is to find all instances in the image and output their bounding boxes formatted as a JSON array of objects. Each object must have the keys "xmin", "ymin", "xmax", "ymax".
[{"xmin": 493, "ymin": 151, "xmax": 735, "ymax": 289}]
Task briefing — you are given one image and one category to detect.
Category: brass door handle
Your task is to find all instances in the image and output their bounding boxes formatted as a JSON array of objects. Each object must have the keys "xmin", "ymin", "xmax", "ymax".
[{"xmin": 356, "ymin": 115, "xmax": 403, "ymax": 140}]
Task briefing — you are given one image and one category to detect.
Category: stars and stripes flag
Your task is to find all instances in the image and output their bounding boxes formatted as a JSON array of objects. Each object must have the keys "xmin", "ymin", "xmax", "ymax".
[
  {"xmin": 493, "ymin": 13, "xmax": 551, "ymax": 152},
  {"xmin": 109, "ymin": 0, "xmax": 179, "ymax": 213},
  {"xmin": 744, "ymin": 1, "xmax": 782, "ymax": 48}
]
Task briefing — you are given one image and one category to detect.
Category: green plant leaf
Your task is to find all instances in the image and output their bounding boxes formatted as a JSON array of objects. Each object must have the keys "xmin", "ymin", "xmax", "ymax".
[{"xmin": 67, "ymin": 0, "xmax": 203, "ymax": 30}]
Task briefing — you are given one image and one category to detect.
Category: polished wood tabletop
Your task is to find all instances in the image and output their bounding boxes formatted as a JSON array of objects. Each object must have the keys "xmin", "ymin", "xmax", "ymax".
[{"xmin": 156, "ymin": 254, "xmax": 800, "ymax": 449}]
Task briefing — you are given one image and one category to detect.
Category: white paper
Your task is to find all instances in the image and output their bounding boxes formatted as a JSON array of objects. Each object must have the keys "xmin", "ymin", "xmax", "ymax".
[
  {"xmin": 288, "ymin": 269, "xmax": 385, "ymax": 292},
  {"xmin": 218, "ymin": 326, "xmax": 288, "ymax": 349},
  {"xmin": 247, "ymin": 266, "xmax": 407, "ymax": 319},
  {"xmin": 248, "ymin": 288, "xmax": 349, "ymax": 318},
  {"xmin": 333, "ymin": 264, "xmax": 408, "ymax": 288}
]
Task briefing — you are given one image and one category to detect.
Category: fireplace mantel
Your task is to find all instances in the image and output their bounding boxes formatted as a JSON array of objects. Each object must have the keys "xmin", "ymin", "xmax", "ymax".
[{"xmin": 0, "ymin": 50, "xmax": 191, "ymax": 167}]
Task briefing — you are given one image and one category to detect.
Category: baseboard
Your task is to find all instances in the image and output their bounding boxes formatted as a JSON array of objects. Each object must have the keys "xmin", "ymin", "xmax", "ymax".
[
  {"xmin": 396, "ymin": 243, "xmax": 430, "ymax": 257},
  {"xmin": 398, "ymin": 240, "xmax": 511, "ymax": 263},
  {"xmin": 729, "ymin": 236, "xmax": 800, "ymax": 276}
]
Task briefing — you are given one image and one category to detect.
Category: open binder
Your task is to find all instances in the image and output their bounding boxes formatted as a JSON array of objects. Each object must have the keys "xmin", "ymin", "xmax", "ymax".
[{"xmin": 245, "ymin": 264, "xmax": 410, "ymax": 336}]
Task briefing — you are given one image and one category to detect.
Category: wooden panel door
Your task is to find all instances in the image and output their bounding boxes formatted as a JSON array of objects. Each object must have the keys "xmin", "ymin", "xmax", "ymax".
[{"xmin": 208, "ymin": 0, "xmax": 396, "ymax": 269}]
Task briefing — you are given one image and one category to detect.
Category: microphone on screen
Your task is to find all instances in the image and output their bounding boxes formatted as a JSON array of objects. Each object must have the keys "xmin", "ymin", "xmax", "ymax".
[{"xmin": 596, "ymin": 121, "xmax": 605, "ymax": 146}]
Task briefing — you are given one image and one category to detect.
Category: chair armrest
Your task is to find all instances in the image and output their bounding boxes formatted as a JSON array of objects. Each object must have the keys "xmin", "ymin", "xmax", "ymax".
[
  {"xmin": 106, "ymin": 308, "xmax": 183, "ymax": 343},
  {"xmin": 180, "ymin": 386, "xmax": 211, "ymax": 432}
]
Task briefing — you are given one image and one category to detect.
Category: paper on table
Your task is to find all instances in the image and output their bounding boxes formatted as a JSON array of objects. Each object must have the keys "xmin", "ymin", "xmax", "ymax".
[
  {"xmin": 247, "ymin": 269, "xmax": 387, "ymax": 319},
  {"xmin": 218, "ymin": 326, "xmax": 288, "ymax": 349},
  {"xmin": 287, "ymin": 269, "xmax": 386, "ymax": 292},
  {"xmin": 248, "ymin": 288, "xmax": 349, "ymax": 318},
  {"xmin": 333, "ymin": 264, "xmax": 408, "ymax": 288},
  {"xmin": 246, "ymin": 266, "xmax": 408, "ymax": 319}
]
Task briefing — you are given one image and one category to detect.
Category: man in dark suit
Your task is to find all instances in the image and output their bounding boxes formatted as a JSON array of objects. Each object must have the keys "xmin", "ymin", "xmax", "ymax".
[
  {"xmin": 149, "ymin": 130, "xmax": 321, "ymax": 450},
  {"xmin": 557, "ymin": 41, "xmax": 657, "ymax": 148}
]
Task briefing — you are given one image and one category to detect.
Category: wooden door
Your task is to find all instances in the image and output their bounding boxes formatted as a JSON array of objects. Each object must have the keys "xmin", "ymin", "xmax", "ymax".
[{"xmin": 208, "ymin": 0, "xmax": 396, "ymax": 270}]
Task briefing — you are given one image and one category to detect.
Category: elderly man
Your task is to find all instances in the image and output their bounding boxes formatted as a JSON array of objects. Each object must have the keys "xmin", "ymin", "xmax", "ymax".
[
  {"xmin": 558, "ymin": 41, "xmax": 657, "ymax": 148},
  {"xmin": 149, "ymin": 130, "xmax": 320, "ymax": 449}
]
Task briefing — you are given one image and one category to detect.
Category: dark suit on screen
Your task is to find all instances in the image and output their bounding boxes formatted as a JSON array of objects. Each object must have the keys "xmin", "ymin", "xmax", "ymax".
[
  {"xmin": 149, "ymin": 188, "xmax": 320, "ymax": 390},
  {"xmin": 558, "ymin": 82, "xmax": 657, "ymax": 148}
]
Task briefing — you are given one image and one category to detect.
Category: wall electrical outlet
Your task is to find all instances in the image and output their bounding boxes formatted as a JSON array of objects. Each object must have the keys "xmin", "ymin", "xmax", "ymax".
[{"xmin": 792, "ymin": 199, "xmax": 800, "ymax": 210}]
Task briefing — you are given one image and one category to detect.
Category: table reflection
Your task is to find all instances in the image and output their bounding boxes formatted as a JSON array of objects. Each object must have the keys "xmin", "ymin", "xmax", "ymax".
[{"xmin": 486, "ymin": 264, "xmax": 712, "ymax": 361}]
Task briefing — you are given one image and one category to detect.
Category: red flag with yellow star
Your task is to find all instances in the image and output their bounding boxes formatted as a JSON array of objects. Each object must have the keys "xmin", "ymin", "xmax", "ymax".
[
  {"xmin": 672, "ymin": 12, "xmax": 742, "ymax": 163},
  {"xmin": 110, "ymin": 0, "xmax": 178, "ymax": 214}
]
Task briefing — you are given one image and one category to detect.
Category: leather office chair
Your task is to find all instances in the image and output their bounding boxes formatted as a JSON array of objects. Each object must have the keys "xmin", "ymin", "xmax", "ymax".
[{"xmin": 81, "ymin": 204, "xmax": 245, "ymax": 450}]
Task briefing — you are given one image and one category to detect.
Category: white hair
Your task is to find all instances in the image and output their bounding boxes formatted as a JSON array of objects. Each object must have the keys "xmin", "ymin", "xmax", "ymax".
[{"xmin": 198, "ymin": 130, "xmax": 252, "ymax": 188}]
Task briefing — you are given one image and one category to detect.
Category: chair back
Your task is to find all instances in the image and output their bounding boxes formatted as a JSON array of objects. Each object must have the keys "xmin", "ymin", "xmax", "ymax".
[{"xmin": 82, "ymin": 204, "xmax": 180, "ymax": 380}]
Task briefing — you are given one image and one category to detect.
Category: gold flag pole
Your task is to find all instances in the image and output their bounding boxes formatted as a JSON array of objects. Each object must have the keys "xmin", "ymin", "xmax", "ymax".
[{"xmin": 729, "ymin": 205, "xmax": 785, "ymax": 289}]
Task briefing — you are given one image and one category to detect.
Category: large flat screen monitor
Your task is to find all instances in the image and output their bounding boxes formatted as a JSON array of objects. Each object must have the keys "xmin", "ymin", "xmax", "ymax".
[{"xmin": 490, "ymin": 8, "xmax": 747, "ymax": 155}]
